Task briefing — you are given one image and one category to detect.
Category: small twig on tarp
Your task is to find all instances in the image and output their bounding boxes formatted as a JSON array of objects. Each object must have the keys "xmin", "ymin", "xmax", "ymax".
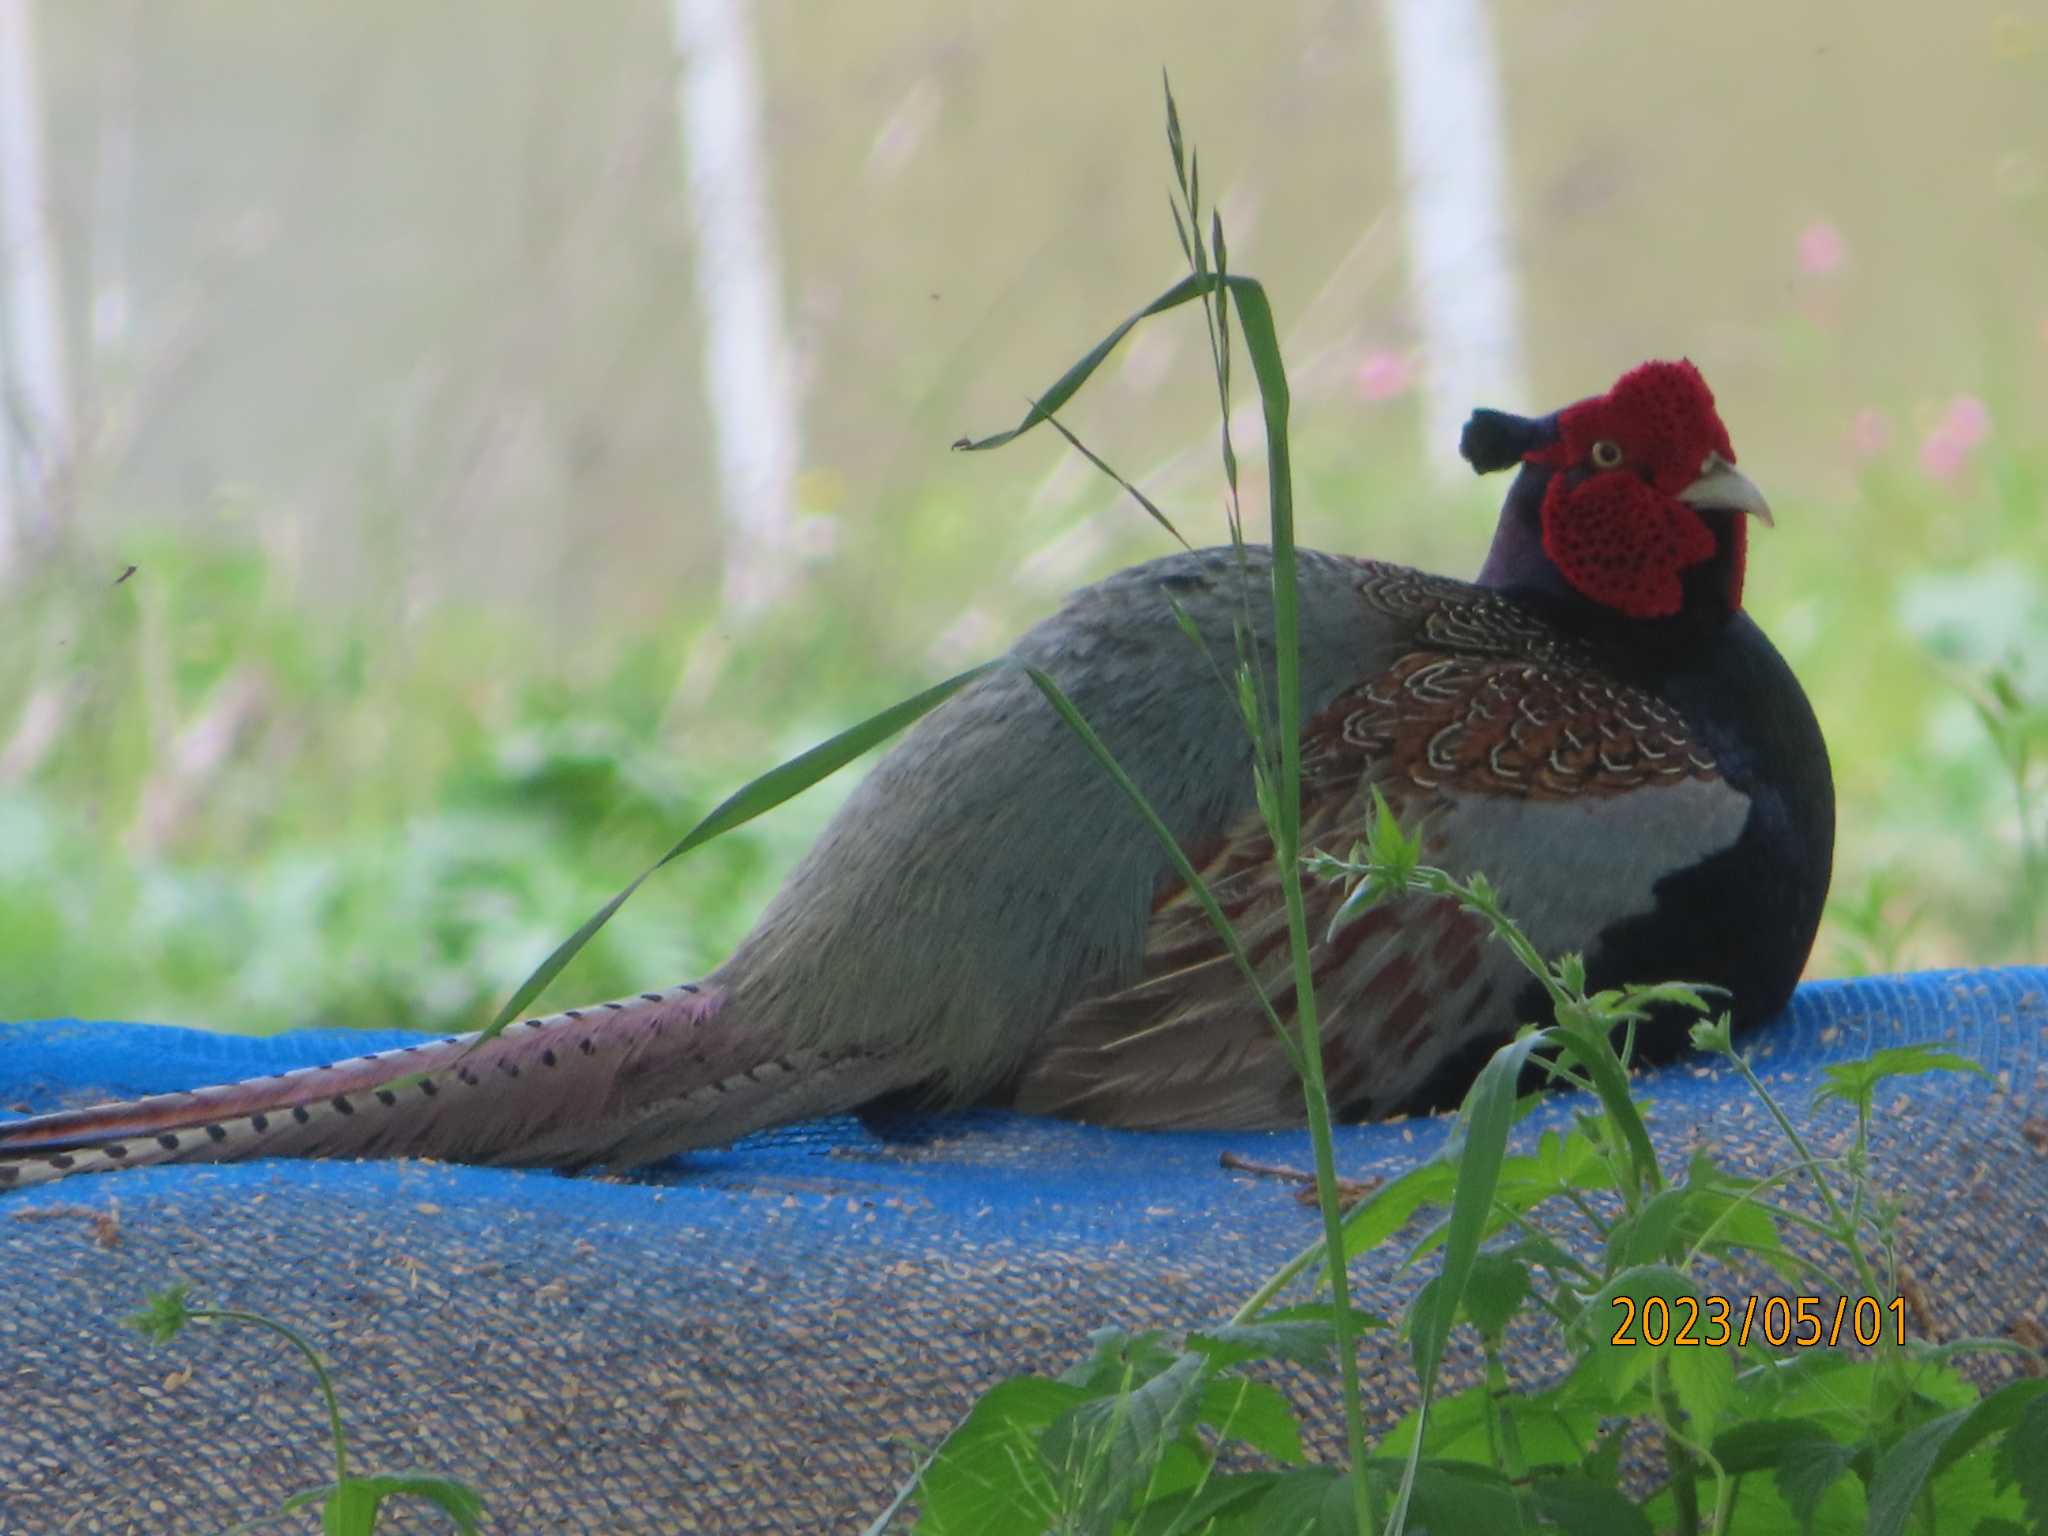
[{"xmin": 1219, "ymin": 1150, "xmax": 1381, "ymax": 1206}]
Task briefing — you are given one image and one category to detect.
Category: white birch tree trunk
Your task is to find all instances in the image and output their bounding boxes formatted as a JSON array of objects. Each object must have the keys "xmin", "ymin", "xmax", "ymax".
[
  {"xmin": 0, "ymin": 0, "xmax": 69, "ymax": 578},
  {"xmin": 1380, "ymin": 0, "xmax": 1527, "ymax": 475},
  {"xmin": 671, "ymin": 0, "xmax": 801, "ymax": 617}
]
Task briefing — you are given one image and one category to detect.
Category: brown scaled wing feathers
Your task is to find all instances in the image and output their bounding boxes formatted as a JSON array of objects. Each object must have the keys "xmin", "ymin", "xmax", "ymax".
[
  {"xmin": 1324, "ymin": 563, "xmax": 1721, "ymax": 799},
  {"xmin": 1314, "ymin": 652, "xmax": 1720, "ymax": 799},
  {"xmin": 1006, "ymin": 566, "xmax": 1722, "ymax": 1129}
]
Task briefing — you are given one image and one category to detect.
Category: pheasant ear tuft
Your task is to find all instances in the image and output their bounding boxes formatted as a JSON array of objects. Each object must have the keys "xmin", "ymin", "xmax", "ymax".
[{"xmin": 1459, "ymin": 409, "xmax": 1553, "ymax": 475}]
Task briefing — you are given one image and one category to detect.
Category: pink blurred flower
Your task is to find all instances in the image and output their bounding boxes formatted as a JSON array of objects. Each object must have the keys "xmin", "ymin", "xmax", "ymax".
[
  {"xmin": 1919, "ymin": 396, "xmax": 1991, "ymax": 483},
  {"xmin": 1920, "ymin": 430, "xmax": 1969, "ymax": 482},
  {"xmin": 1797, "ymin": 220, "xmax": 1847, "ymax": 275},
  {"xmin": 1848, "ymin": 408, "xmax": 1891, "ymax": 459},
  {"xmin": 1943, "ymin": 394, "xmax": 1991, "ymax": 448},
  {"xmin": 1354, "ymin": 349, "xmax": 1414, "ymax": 402}
]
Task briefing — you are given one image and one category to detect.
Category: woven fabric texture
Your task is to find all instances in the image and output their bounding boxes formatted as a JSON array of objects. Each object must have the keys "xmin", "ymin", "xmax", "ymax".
[{"xmin": 1, "ymin": 968, "xmax": 2043, "ymax": 1534}]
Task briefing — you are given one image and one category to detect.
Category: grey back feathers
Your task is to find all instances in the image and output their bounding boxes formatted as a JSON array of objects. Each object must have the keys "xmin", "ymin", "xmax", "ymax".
[{"xmin": 716, "ymin": 546, "xmax": 1388, "ymax": 1100}]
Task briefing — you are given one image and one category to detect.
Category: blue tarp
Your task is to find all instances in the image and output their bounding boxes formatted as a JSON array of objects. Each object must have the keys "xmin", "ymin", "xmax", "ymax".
[{"xmin": 1, "ymin": 968, "xmax": 2044, "ymax": 1534}]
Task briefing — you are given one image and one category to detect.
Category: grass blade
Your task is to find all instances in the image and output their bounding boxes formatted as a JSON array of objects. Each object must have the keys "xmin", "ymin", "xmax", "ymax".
[
  {"xmin": 1386, "ymin": 1031, "xmax": 1552, "ymax": 1534},
  {"xmin": 470, "ymin": 660, "xmax": 1002, "ymax": 1045},
  {"xmin": 1038, "ymin": 407, "xmax": 1191, "ymax": 550},
  {"xmin": 1022, "ymin": 665, "xmax": 1301, "ymax": 1074},
  {"xmin": 954, "ymin": 272, "xmax": 1220, "ymax": 455}
]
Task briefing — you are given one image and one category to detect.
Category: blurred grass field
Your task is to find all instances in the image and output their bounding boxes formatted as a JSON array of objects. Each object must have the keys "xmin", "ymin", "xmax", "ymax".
[{"xmin": 0, "ymin": 0, "xmax": 2041, "ymax": 1037}]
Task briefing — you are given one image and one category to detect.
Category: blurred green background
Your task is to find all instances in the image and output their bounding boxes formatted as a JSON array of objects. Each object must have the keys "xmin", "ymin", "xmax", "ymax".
[{"xmin": 0, "ymin": 0, "xmax": 2040, "ymax": 1038}]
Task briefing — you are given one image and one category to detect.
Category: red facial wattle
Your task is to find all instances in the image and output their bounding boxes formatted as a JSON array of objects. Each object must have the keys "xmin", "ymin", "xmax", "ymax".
[
  {"xmin": 1522, "ymin": 359, "xmax": 1750, "ymax": 619},
  {"xmin": 1536, "ymin": 468, "xmax": 1719, "ymax": 618}
]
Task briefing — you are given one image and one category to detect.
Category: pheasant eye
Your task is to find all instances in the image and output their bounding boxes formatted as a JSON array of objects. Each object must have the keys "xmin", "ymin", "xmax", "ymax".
[{"xmin": 1590, "ymin": 440, "xmax": 1624, "ymax": 470}]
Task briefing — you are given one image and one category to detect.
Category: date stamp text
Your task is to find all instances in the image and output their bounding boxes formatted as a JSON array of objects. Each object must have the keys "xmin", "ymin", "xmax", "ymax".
[{"xmin": 1609, "ymin": 1294, "xmax": 1907, "ymax": 1349}]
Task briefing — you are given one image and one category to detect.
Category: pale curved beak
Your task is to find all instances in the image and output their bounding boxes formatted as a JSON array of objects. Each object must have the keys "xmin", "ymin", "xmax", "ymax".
[{"xmin": 1677, "ymin": 453, "xmax": 1774, "ymax": 527}]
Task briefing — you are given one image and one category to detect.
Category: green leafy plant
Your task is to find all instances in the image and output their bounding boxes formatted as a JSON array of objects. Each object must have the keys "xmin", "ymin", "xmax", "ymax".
[
  {"xmin": 1827, "ymin": 868, "xmax": 1925, "ymax": 977},
  {"xmin": 127, "ymin": 1284, "xmax": 483, "ymax": 1535},
  {"xmin": 1959, "ymin": 660, "xmax": 2045, "ymax": 953},
  {"xmin": 889, "ymin": 793, "xmax": 2045, "ymax": 1533}
]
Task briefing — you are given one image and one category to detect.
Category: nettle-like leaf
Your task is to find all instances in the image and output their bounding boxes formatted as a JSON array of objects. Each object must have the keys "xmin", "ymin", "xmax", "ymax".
[
  {"xmin": 1877, "ymin": 1429, "xmax": 2034, "ymax": 1536},
  {"xmin": 1725, "ymin": 1352, "xmax": 1886, "ymax": 1436},
  {"xmin": 1656, "ymin": 1438, "xmax": 1867, "ymax": 1536},
  {"xmin": 1485, "ymin": 1230, "xmax": 1598, "ymax": 1287},
  {"xmin": 1237, "ymin": 1467, "xmax": 1354, "ymax": 1535},
  {"xmin": 1613, "ymin": 979, "xmax": 1716, "ymax": 1016},
  {"xmin": 1689, "ymin": 1014, "xmax": 1736, "ymax": 1054},
  {"xmin": 916, "ymin": 1376, "xmax": 1093, "ymax": 1536},
  {"xmin": 1057, "ymin": 1326, "xmax": 1179, "ymax": 1390},
  {"xmin": 1679, "ymin": 1151, "xmax": 1789, "ymax": 1245},
  {"xmin": 1328, "ymin": 792, "xmax": 1425, "ymax": 938},
  {"xmin": 1816, "ymin": 1044, "xmax": 1991, "ymax": 1115},
  {"xmin": 1605, "ymin": 1155, "xmax": 1789, "ymax": 1277},
  {"xmin": 1554, "ymin": 951, "xmax": 1587, "ymax": 996},
  {"xmin": 1774, "ymin": 1434, "xmax": 1864, "ymax": 1535},
  {"xmin": 1040, "ymin": 1350, "xmax": 1211, "ymax": 1530},
  {"xmin": 1340, "ymin": 1159, "xmax": 1461, "ymax": 1261},
  {"xmin": 125, "ymin": 1283, "xmax": 195, "ymax": 1344},
  {"xmin": 1579, "ymin": 1264, "xmax": 1710, "ymax": 1405},
  {"xmin": 1580, "ymin": 1422, "xmax": 1627, "ymax": 1489},
  {"xmin": 1366, "ymin": 786, "xmax": 1420, "ymax": 884},
  {"xmin": 1713, "ymin": 1417, "xmax": 1844, "ymax": 1477},
  {"xmin": 1526, "ymin": 1470, "xmax": 1656, "ymax": 1536},
  {"xmin": 1379, "ymin": 1124, "xmax": 1621, "ymax": 1271},
  {"xmin": 1991, "ymin": 1389, "xmax": 2048, "ymax": 1530},
  {"xmin": 1124, "ymin": 1471, "xmax": 1286, "ymax": 1536},
  {"xmin": 1667, "ymin": 1342, "xmax": 1737, "ymax": 1452},
  {"xmin": 1455, "ymin": 1253, "xmax": 1532, "ymax": 1342},
  {"xmin": 1380, "ymin": 1362, "xmax": 1608, "ymax": 1474},
  {"xmin": 1930, "ymin": 1379, "xmax": 2048, "ymax": 1490},
  {"xmin": 1197, "ymin": 1372, "xmax": 1305, "ymax": 1464},
  {"xmin": 1605, "ymin": 1186, "xmax": 1694, "ymax": 1270},
  {"xmin": 1525, "ymin": 1124, "xmax": 1619, "ymax": 1195},
  {"xmin": 1406, "ymin": 1461, "xmax": 1527, "ymax": 1528},
  {"xmin": 1187, "ymin": 1304, "xmax": 1387, "ymax": 1376},
  {"xmin": 1867, "ymin": 1380, "xmax": 2048, "ymax": 1536}
]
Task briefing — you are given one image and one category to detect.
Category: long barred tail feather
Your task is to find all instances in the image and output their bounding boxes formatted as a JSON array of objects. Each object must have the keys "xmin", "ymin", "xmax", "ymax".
[{"xmin": 0, "ymin": 983, "xmax": 898, "ymax": 1190}]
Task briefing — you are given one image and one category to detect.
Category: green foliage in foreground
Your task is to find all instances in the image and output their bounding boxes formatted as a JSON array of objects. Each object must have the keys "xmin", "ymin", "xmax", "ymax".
[
  {"xmin": 898, "ymin": 817, "xmax": 2048, "ymax": 1534},
  {"xmin": 129, "ymin": 1285, "xmax": 482, "ymax": 1536}
]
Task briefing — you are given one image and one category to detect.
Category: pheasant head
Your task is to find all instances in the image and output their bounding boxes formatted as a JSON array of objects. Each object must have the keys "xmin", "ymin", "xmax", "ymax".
[{"xmin": 1463, "ymin": 359, "xmax": 1773, "ymax": 621}]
